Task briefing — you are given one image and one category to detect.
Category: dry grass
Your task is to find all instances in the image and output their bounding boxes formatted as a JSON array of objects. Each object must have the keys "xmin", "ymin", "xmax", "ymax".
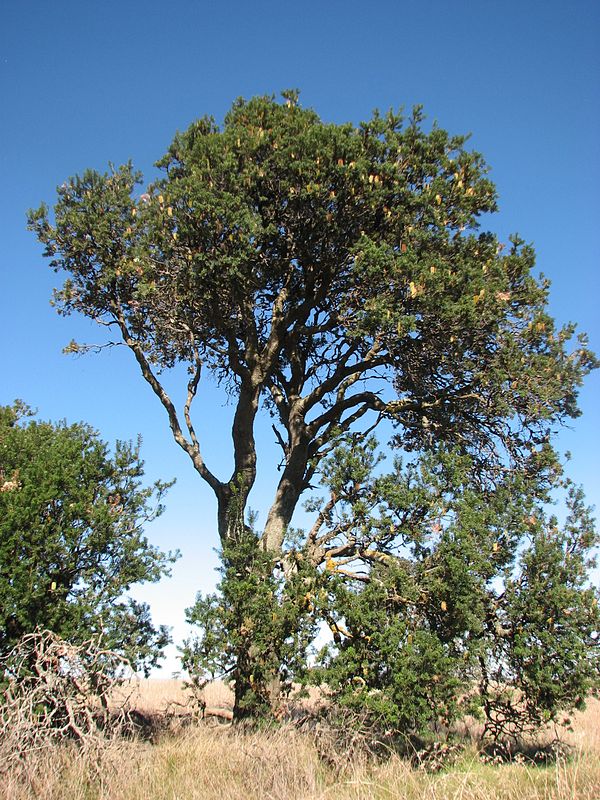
[
  {"xmin": 2, "ymin": 681, "xmax": 598, "ymax": 800},
  {"xmin": 119, "ymin": 677, "xmax": 233, "ymax": 713}
]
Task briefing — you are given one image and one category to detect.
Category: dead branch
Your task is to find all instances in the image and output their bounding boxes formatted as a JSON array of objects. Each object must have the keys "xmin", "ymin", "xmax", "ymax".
[{"xmin": 0, "ymin": 629, "xmax": 136, "ymax": 779}]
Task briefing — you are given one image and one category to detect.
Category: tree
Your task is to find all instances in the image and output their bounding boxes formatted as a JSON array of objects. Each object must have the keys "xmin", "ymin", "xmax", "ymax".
[
  {"xmin": 29, "ymin": 91, "xmax": 597, "ymax": 718},
  {"xmin": 182, "ymin": 514, "xmax": 319, "ymax": 717},
  {"xmin": 0, "ymin": 402, "xmax": 176, "ymax": 674},
  {"xmin": 310, "ymin": 442, "xmax": 600, "ymax": 742},
  {"xmin": 479, "ymin": 482, "xmax": 600, "ymax": 742}
]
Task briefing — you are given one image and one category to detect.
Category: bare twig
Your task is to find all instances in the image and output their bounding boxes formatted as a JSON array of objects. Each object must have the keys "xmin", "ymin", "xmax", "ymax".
[{"xmin": 0, "ymin": 630, "xmax": 136, "ymax": 780}]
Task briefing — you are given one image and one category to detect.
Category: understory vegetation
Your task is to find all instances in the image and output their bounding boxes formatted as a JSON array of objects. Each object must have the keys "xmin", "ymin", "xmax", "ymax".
[{"xmin": 182, "ymin": 442, "xmax": 600, "ymax": 742}]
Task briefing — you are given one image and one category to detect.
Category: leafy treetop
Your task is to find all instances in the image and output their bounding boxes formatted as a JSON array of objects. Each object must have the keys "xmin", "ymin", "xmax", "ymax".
[{"xmin": 29, "ymin": 92, "xmax": 596, "ymax": 554}]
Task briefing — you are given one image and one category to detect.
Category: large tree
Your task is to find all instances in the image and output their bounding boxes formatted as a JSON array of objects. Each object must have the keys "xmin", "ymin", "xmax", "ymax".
[
  {"xmin": 29, "ymin": 92, "xmax": 596, "ymax": 716},
  {"xmin": 0, "ymin": 402, "xmax": 175, "ymax": 674}
]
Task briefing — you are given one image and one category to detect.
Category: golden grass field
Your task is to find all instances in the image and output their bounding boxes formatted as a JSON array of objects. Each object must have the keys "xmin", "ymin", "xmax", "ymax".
[{"xmin": 2, "ymin": 680, "xmax": 599, "ymax": 800}]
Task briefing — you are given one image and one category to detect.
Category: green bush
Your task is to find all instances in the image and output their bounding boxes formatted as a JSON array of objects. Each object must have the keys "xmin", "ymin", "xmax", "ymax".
[{"xmin": 0, "ymin": 402, "xmax": 176, "ymax": 675}]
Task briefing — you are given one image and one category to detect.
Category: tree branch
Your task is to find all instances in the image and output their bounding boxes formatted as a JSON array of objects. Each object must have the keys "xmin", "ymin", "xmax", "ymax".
[{"xmin": 111, "ymin": 301, "xmax": 223, "ymax": 496}]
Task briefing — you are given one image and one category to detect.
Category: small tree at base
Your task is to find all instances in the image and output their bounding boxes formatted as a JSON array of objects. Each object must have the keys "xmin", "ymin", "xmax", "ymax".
[
  {"xmin": 309, "ymin": 443, "xmax": 599, "ymax": 742},
  {"xmin": 0, "ymin": 402, "xmax": 176, "ymax": 675},
  {"xmin": 182, "ymin": 488, "xmax": 319, "ymax": 718},
  {"xmin": 479, "ymin": 484, "xmax": 600, "ymax": 742},
  {"xmin": 29, "ymin": 92, "xmax": 597, "ymax": 719}
]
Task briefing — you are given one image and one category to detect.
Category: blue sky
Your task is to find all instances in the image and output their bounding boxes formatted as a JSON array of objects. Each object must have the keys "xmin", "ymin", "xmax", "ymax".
[{"xmin": 1, "ymin": 0, "xmax": 598, "ymax": 673}]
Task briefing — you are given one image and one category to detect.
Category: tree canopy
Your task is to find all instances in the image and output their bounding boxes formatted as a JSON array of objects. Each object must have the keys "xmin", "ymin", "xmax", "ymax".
[
  {"xmin": 29, "ymin": 93, "xmax": 595, "ymax": 546},
  {"xmin": 29, "ymin": 92, "xmax": 598, "ymax": 723},
  {"xmin": 0, "ymin": 402, "xmax": 176, "ymax": 673}
]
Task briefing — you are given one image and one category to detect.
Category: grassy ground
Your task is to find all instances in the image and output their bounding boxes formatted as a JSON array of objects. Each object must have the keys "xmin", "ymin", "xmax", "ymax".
[{"xmin": 2, "ymin": 681, "xmax": 599, "ymax": 800}]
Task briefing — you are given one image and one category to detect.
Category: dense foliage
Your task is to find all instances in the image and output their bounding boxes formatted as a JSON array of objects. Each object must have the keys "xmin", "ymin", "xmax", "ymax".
[
  {"xmin": 311, "ymin": 443, "xmax": 600, "ymax": 740},
  {"xmin": 184, "ymin": 439, "xmax": 599, "ymax": 739},
  {"xmin": 0, "ymin": 403, "xmax": 176, "ymax": 674},
  {"xmin": 29, "ymin": 92, "xmax": 598, "ymax": 724},
  {"xmin": 183, "ymin": 519, "xmax": 318, "ymax": 718}
]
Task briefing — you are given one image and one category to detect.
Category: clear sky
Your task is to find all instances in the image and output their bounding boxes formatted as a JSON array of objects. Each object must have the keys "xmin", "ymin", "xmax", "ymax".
[{"xmin": 1, "ymin": 0, "xmax": 598, "ymax": 673}]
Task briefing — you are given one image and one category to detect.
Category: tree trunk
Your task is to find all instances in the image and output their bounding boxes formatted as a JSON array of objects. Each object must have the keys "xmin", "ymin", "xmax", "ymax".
[
  {"xmin": 215, "ymin": 393, "xmax": 309, "ymax": 721},
  {"xmin": 214, "ymin": 383, "xmax": 260, "ymax": 543},
  {"xmin": 232, "ymin": 642, "xmax": 283, "ymax": 721},
  {"xmin": 262, "ymin": 438, "xmax": 309, "ymax": 552}
]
